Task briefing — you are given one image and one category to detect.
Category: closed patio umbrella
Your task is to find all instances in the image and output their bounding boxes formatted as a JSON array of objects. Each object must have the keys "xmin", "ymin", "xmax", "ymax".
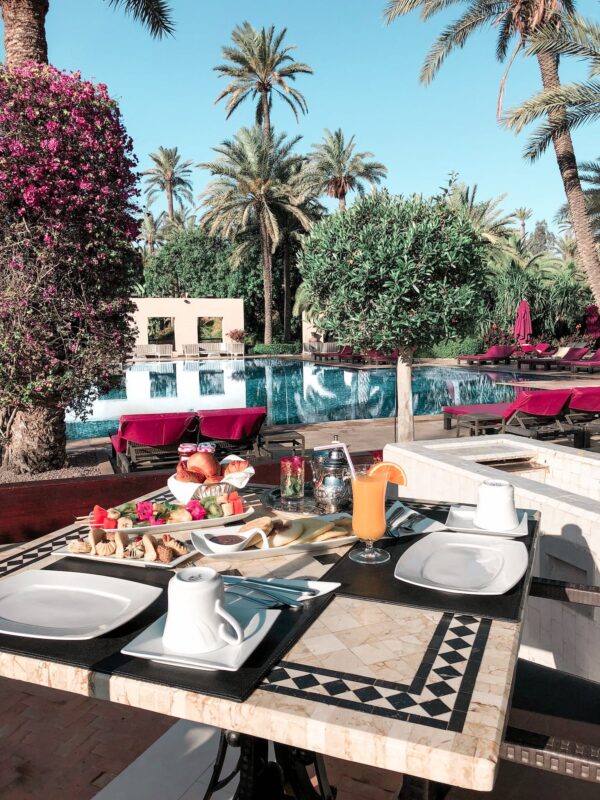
[{"xmin": 514, "ymin": 299, "xmax": 532, "ymax": 343}]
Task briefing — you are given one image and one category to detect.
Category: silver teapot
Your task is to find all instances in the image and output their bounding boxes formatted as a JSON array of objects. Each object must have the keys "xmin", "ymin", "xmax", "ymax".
[{"xmin": 312, "ymin": 435, "xmax": 352, "ymax": 514}]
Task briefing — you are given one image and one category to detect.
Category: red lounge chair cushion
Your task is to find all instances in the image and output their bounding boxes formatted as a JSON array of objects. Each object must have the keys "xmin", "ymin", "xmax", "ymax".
[
  {"xmin": 459, "ymin": 345, "xmax": 516, "ymax": 360},
  {"xmin": 442, "ymin": 402, "xmax": 513, "ymax": 418},
  {"xmin": 198, "ymin": 407, "xmax": 267, "ymax": 441},
  {"xmin": 508, "ymin": 389, "xmax": 572, "ymax": 419},
  {"xmin": 113, "ymin": 412, "xmax": 197, "ymax": 453},
  {"xmin": 569, "ymin": 387, "xmax": 600, "ymax": 412}
]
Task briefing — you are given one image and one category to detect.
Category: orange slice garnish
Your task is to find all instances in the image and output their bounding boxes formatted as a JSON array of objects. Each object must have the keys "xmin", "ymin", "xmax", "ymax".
[{"xmin": 367, "ymin": 461, "xmax": 407, "ymax": 485}]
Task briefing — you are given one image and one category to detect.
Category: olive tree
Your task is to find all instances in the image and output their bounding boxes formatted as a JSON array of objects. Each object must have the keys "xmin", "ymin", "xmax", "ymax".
[{"xmin": 299, "ymin": 191, "xmax": 487, "ymax": 440}]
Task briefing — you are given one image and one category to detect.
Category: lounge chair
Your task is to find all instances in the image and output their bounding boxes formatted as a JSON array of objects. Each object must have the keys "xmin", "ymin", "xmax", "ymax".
[
  {"xmin": 111, "ymin": 411, "xmax": 198, "ymax": 472},
  {"xmin": 363, "ymin": 349, "xmax": 399, "ymax": 364},
  {"xmin": 197, "ymin": 406, "xmax": 267, "ymax": 456},
  {"xmin": 568, "ymin": 350, "xmax": 600, "ymax": 372},
  {"xmin": 456, "ymin": 345, "xmax": 516, "ymax": 365},
  {"xmin": 516, "ymin": 347, "xmax": 589, "ymax": 370},
  {"xmin": 442, "ymin": 401, "xmax": 515, "ymax": 431},
  {"xmin": 314, "ymin": 345, "xmax": 353, "ymax": 362},
  {"xmin": 447, "ymin": 389, "xmax": 587, "ymax": 445}
]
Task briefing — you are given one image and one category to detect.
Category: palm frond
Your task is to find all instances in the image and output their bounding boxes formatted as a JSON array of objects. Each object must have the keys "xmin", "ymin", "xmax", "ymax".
[{"xmin": 106, "ymin": 0, "xmax": 174, "ymax": 37}]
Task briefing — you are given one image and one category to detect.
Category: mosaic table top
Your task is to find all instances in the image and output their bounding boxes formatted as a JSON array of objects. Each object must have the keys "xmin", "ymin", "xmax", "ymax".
[{"xmin": 0, "ymin": 486, "xmax": 528, "ymax": 791}]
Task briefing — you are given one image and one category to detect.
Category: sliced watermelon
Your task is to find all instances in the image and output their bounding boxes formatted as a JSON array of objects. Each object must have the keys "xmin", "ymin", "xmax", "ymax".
[
  {"xmin": 92, "ymin": 505, "xmax": 107, "ymax": 525},
  {"xmin": 103, "ymin": 517, "xmax": 118, "ymax": 530},
  {"xmin": 227, "ymin": 491, "xmax": 240, "ymax": 502},
  {"xmin": 232, "ymin": 498, "xmax": 244, "ymax": 515}
]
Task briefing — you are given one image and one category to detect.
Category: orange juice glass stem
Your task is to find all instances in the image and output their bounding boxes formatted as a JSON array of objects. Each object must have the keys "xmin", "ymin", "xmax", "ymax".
[{"xmin": 351, "ymin": 473, "xmax": 387, "ymax": 541}]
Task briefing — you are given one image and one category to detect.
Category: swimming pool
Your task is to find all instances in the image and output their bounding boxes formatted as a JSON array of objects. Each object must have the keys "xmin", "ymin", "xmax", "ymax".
[{"xmin": 65, "ymin": 359, "xmax": 528, "ymax": 440}]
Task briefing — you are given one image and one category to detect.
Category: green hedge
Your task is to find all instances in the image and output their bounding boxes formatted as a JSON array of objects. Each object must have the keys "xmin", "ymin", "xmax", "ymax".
[
  {"xmin": 415, "ymin": 336, "xmax": 482, "ymax": 359},
  {"xmin": 252, "ymin": 343, "xmax": 301, "ymax": 356}
]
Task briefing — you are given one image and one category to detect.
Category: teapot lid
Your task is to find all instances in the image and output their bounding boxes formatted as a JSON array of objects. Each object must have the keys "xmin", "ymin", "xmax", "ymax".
[{"xmin": 315, "ymin": 435, "xmax": 348, "ymax": 469}]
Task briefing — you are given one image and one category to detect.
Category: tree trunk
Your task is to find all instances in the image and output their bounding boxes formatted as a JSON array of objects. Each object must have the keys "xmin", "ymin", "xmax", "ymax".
[
  {"xmin": 1, "ymin": 0, "xmax": 49, "ymax": 68},
  {"xmin": 339, "ymin": 194, "xmax": 346, "ymax": 210},
  {"xmin": 395, "ymin": 348, "xmax": 414, "ymax": 442},
  {"xmin": 166, "ymin": 181, "xmax": 174, "ymax": 220},
  {"xmin": 2, "ymin": 406, "xmax": 66, "ymax": 474},
  {"xmin": 536, "ymin": 52, "xmax": 600, "ymax": 302},
  {"xmin": 259, "ymin": 213, "xmax": 273, "ymax": 344},
  {"xmin": 520, "ymin": 220, "xmax": 526, "ymax": 240},
  {"xmin": 283, "ymin": 237, "xmax": 292, "ymax": 342},
  {"xmin": 261, "ymin": 90, "xmax": 271, "ymax": 140}
]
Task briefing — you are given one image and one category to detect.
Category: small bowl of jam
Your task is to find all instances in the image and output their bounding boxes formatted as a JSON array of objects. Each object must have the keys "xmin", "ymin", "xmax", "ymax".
[{"xmin": 193, "ymin": 525, "xmax": 269, "ymax": 555}]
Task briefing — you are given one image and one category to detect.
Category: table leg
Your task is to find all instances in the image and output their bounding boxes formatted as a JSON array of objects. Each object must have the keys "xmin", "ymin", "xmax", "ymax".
[
  {"xmin": 202, "ymin": 731, "xmax": 336, "ymax": 799},
  {"xmin": 398, "ymin": 775, "xmax": 450, "ymax": 800}
]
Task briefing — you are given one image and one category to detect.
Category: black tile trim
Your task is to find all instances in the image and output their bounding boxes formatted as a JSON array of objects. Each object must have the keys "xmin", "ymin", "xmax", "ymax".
[{"xmin": 261, "ymin": 612, "xmax": 491, "ymax": 733}]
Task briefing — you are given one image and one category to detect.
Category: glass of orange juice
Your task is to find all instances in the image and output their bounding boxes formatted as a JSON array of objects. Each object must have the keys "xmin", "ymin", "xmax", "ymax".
[{"xmin": 350, "ymin": 466, "xmax": 390, "ymax": 564}]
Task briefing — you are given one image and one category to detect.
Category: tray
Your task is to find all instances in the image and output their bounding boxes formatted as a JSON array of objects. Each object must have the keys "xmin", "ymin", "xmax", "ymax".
[
  {"xmin": 55, "ymin": 539, "xmax": 195, "ymax": 570},
  {"xmin": 98, "ymin": 506, "xmax": 254, "ymax": 537}
]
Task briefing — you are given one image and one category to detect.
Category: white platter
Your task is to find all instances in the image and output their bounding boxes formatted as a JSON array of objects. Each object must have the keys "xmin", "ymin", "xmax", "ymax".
[
  {"xmin": 98, "ymin": 506, "xmax": 254, "ymax": 537},
  {"xmin": 121, "ymin": 593, "xmax": 279, "ymax": 671},
  {"xmin": 0, "ymin": 570, "xmax": 162, "ymax": 640},
  {"xmin": 394, "ymin": 531, "xmax": 528, "ymax": 595},
  {"xmin": 445, "ymin": 505, "xmax": 529, "ymax": 537},
  {"xmin": 55, "ymin": 539, "xmax": 195, "ymax": 570},
  {"xmin": 191, "ymin": 513, "xmax": 356, "ymax": 562}
]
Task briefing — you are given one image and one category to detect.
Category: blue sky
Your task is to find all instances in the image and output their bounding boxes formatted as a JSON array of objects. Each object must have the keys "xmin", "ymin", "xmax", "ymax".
[{"xmin": 2, "ymin": 0, "xmax": 598, "ymax": 227}]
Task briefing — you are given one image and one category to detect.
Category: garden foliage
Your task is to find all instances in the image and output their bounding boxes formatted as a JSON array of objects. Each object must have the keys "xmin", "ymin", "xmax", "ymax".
[
  {"xmin": 299, "ymin": 191, "xmax": 487, "ymax": 353},
  {"xmin": 0, "ymin": 63, "xmax": 139, "ymax": 419}
]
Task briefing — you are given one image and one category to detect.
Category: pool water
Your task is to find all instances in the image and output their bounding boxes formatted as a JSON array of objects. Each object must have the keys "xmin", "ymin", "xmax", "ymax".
[{"xmin": 65, "ymin": 359, "xmax": 528, "ymax": 440}]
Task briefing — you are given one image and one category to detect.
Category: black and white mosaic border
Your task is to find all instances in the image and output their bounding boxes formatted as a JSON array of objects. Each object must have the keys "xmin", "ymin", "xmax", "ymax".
[{"xmin": 261, "ymin": 612, "xmax": 491, "ymax": 733}]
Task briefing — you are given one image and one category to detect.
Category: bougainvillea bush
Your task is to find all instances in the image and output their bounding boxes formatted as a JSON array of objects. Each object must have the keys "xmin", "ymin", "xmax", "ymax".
[{"xmin": 0, "ymin": 63, "xmax": 139, "ymax": 473}]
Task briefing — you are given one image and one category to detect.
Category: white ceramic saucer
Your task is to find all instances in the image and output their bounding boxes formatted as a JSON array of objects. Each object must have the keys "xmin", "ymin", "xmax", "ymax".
[
  {"xmin": 121, "ymin": 593, "xmax": 279, "ymax": 671},
  {"xmin": 445, "ymin": 505, "xmax": 529, "ymax": 537}
]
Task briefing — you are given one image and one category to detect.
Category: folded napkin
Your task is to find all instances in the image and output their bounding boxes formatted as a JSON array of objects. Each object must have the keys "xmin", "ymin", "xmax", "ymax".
[{"xmin": 386, "ymin": 501, "xmax": 447, "ymax": 537}]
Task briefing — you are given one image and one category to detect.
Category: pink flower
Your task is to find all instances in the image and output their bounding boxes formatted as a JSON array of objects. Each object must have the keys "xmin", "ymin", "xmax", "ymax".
[{"xmin": 136, "ymin": 501, "xmax": 154, "ymax": 521}]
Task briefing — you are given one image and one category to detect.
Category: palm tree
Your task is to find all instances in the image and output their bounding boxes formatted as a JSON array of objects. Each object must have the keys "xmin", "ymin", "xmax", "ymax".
[
  {"xmin": 514, "ymin": 207, "xmax": 533, "ymax": 239},
  {"xmin": 447, "ymin": 182, "xmax": 515, "ymax": 247},
  {"xmin": 556, "ymin": 159, "xmax": 600, "ymax": 237},
  {"xmin": 139, "ymin": 209, "xmax": 165, "ymax": 259},
  {"xmin": 0, "ymin": 0, "xmax": 174, "ymax": 68},
  {"xmin": 214, "ymin": 21, "xmax": 313, "ymax": 139},
  {"xmin": 308, "ymin": 128, "xmax": 387, "ymax": 209},
  {"xmin": 199, "ymin": 126, "xmax": 311, "ymax": 344},
  {"xmin": 385, "ymin": 1, "xmax": 600, "ymax": 304},
  {"xmin": 143, "ymin": 146, "xmax": 194, "ymax": 221},
  {"xmin": 161, "ymin": 204, "xmax": 197, "ymax": 238}
]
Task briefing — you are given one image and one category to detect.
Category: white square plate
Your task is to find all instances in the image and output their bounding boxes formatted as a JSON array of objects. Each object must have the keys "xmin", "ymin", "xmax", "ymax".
[
  {"xmin": 121, "ymin": 593, "xmax": 280, "ymax": 671},
  {"xmin": 394, "ymin": 531, "xmax": 528, "ymax": 595},
  {"xmin": 55, "ymin": 537, "xmax": 194, "ymax": 570},
  {"xmin": 0, "ymin": 570, "xmax": 162, "ymax": 640},
  {"xmin": 445, "ymin": 505, "xmax": 529, "ymax": 537}
]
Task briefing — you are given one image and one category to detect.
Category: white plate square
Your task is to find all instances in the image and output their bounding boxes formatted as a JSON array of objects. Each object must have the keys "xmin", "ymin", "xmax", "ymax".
[
  {"xmin": 55, "ymin": 538, "xmax": 194, "ymax": 570},
  {"xmin": 394, "ymin": 531, "xmax": 528, "ymax": 595},
  {"xmin": 0, "ymin": 570, "xmax": 162, "ymax": 640},
  {"xmin": 122, "ymin": 594, "xmax": 279, "ymax": 671},
  {"xmin": 445, "ymin": 505, "xmax": 529, "ymax": 537}
]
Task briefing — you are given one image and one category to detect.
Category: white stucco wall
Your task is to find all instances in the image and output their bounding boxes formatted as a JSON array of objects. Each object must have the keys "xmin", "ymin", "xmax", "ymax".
[{"xmin": 132, "ymin": 297, "xmax": 244, "ymax": 355}]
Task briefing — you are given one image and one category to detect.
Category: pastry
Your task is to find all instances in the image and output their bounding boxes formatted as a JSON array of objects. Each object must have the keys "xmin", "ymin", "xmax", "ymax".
[
  {"xmin": 142, "ymin": 533, "xmax": 157, "ymax": 561},
  {"xmin": 114, "ymin": 530, "xmax": 129, "ymax": 558},
  {"xmin": 106, "ymin": 508, "xmax": 121, "ymax": 520},
  {"xmin": 126, "ymin": 538, "xmax": 144, "ymax": 559},
  {"xmin": 96, "ymin": 541, "xmax": 116, "ymax": 557},
  {"xmin": 88, "ymin": 528, "xmax": 104, "ymax": 555},
  {"xmin": 68, "ymin": 538, "xmax": 92, "ymax": 554},
  {"xmin": 294, "ymin": 519, "xmax": 335, "ymax": 545},
  {"xmin": 240, "ymin": 516, "xmax": 273, "ymax": 535},
  {"xmin": 105, "ymin": 531, "xmax": 116, "ymax": 541},
  {"xmin": 162, "ymin": 535, "xmax": 188, "ymax": 557},
  {"xmin": 223, "ymin": 459, "xmax": 249, "ymax": 476},
  {"xmin": 156, "ymin": 543, "xmax": 174, "ymax": 563},
  {"xmin": 270, "ymin": 519, "xmax": 304, "ymax": 548},
  {"xmin": 117, "ymin": 517, "xmax": 133, "ymax": 529}
]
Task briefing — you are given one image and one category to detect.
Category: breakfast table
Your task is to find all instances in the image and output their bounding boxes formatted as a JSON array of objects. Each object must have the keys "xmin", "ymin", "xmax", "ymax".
[{"xmin": 0, "ymin": 483, "xmax": 539, "ymax": 800}]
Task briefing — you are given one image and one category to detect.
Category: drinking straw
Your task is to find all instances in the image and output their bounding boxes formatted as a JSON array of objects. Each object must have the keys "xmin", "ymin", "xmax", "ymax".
[{"xmin": 313, "ymin": 440, "xmax": 357, "ymax": 480}]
